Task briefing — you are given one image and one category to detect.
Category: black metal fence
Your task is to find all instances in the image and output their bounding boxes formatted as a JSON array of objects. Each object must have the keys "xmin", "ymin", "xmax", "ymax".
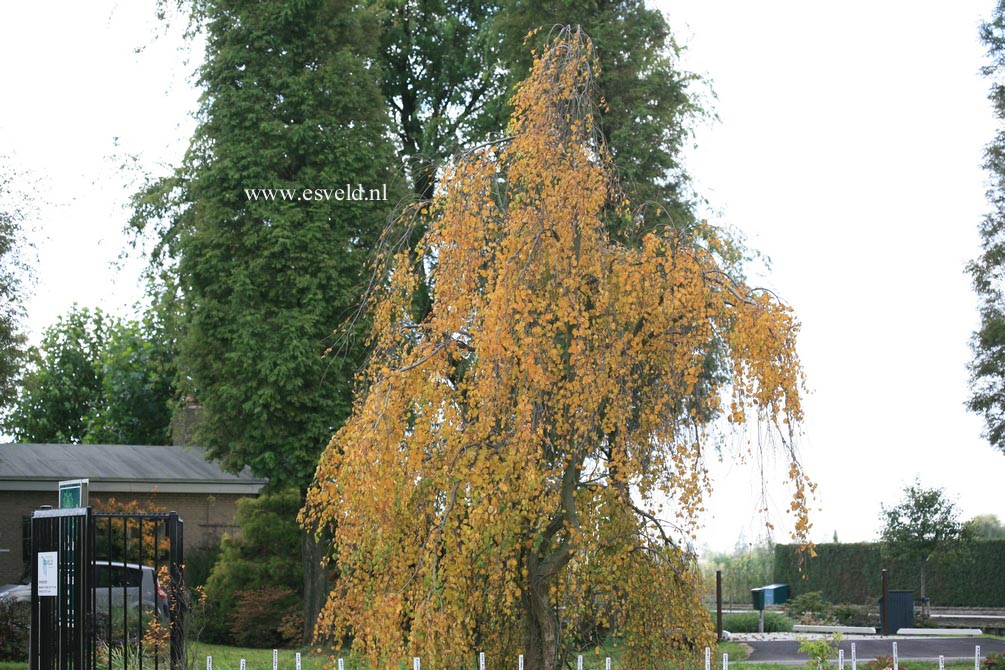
[
  {"xmin": 30, "ymin": 507, "xmax": 92, "ymax": 670},
  {"xmin": 29, "ymin": 508, "xmax": 185, "ymax": 670}
]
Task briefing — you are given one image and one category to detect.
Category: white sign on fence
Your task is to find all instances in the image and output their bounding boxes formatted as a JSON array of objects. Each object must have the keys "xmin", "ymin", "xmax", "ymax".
[{"xmin": 37, "ymin": 552, "xmax": 57, "ymax": 597}]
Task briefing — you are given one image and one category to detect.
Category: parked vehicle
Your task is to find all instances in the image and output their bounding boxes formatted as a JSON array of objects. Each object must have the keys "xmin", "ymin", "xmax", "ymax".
[
  {"xmin": 93, "ymin": 560, "xmax": 170, "ymax": 621},
  {"xmin": 0, "ymin": 561, "xmax": 169, "ymax": 620},
  {"xmin": 0, "ymin": 581, "xmax": 29, "ymax": 603}
]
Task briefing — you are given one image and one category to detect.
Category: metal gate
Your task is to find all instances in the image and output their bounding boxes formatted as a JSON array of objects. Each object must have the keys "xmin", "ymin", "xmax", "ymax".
[
  {"xmin": 30, "ymin": 507, "xmax": 92, "ymax": 670},
  {"xmin": 30, "ymin": 509, "xmax": 186, "ymax": 670}
]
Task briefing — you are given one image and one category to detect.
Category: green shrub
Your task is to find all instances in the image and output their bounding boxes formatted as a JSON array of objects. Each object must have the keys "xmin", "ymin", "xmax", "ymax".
[
  {"xmin": 786, "ymin": 591, "xmax": 832, "ymax": 620},
  {"xmin": 721, "ymin": 611, "xmax": 793, "ymax": 633},
  {"xmin": 798, "ymin": 633, "xmax": 842, "ymax": 670},
  {"xmin": 0, "ymin": 598, "xmax": 29, "ymax": 662},
  {"xmin": 203, "ymin": 490, "xmax": 305, "ymax": 644},
  {"xmin": 831, "ymin": 604, "xmax": 878, "ymax": 628},
  {"xmin": 984, "ymin": 652, "xmax": 1005, "ymax": 670}
]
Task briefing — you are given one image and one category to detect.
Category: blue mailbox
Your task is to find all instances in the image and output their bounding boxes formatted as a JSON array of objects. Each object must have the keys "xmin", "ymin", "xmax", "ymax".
[{"xmin": 751, "ymin": 583, "xmax": 789, "ymax": 611}]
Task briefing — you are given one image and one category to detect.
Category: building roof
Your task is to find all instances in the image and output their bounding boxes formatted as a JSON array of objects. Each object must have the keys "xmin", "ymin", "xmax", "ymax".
[{"xmin": 0, "ymin": 443, "xmax": 267, "ymax": 495}]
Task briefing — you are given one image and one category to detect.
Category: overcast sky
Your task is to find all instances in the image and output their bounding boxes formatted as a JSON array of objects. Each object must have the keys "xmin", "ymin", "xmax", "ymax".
[{"xmin": 2, "ymin": 1, "xmax": 1003, "ymax": 553}]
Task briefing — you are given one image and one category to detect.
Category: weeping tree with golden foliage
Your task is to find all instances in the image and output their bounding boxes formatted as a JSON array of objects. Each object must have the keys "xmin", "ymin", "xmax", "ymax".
[{"xmin": 303, "ymin": 29, "xmax": 811, "ymax": 670}]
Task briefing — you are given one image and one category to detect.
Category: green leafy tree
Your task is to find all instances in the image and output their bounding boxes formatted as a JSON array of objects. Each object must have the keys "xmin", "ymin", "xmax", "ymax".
[
  {"xmin": 133, "ymin": 0, "xmax": 400, "ymax": 641},
  {"xmin": 3, "ymin": 306, "xmax": 174, "ymax": 444},
  {"xmin": 965, "ymin": 513, "xmax": 1005, "ymax": 539},
  {"xmin": 0, "ymin": 164, "xmax": 31, "ymax": 411},
  {"xmin": 969, "ymin": 0, "xmax": 1005, "ymax": 453},
  {"xmin": 700, "ymin": 538, "xmax": 775, "ymax": 604},
  {"xmin": 879, "ymin": 480, "xmax": 967, "ymax": 606}
]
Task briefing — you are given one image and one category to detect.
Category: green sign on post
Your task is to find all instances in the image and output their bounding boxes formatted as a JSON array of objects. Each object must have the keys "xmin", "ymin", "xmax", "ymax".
[{"xmin": 58, "ymin": 479, "xmax": 88, "ymax": 508}]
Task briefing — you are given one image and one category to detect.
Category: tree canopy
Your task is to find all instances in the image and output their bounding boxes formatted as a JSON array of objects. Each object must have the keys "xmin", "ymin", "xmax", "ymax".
[
  {"xmin": 2, "ymin": 306, "xmax": 175, "ymax": 445},
  {"xmin": 303, "ymin": 31, "xmax": 809, "ymax": 670},
  {"xmin": 968, "ymin": 0, "xmax": 1005, "ymax": 453},
  {"xmin": 879, "ymin": 479, "xmax": 966, "ymax": 604},
  {"xmin": 0, "ymin": 163, "xmax": 30, "ymax": 411},
  {"xmin": 965, "ymin": 513, "xmax": 1005, "ymax": 539},
  {"xmin": 132, "ymin": 0, "xmax": 399, "ymax": 491}
]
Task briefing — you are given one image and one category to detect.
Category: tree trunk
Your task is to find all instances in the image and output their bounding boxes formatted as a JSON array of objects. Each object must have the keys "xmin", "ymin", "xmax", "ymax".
[
  {"xmin": 523, "ymin": 553, "xmax": 562, "ymax": 670},
  {"xmin": 919, "ymin": 557, "xmax": 928, "ymax": 617},
  {"xmin": 302, "ymin": 524, "xmax": 330, "ymax": 645}
]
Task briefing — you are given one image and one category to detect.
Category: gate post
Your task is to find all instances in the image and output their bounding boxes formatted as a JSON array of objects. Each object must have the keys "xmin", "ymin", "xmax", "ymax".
[
  {"xmin": 167, "ymin": 511, "xmax": 186, "ymax": 670},
  {"xmin": 30, "ymin": 506, "xmax": 92, "ymax": 670}
]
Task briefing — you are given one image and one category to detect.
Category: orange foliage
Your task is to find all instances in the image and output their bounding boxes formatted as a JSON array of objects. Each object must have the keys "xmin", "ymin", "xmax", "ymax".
[
  {"xmin": 303, "ymin": 29, "xmax": 810, "ymax": 670},
  {"xmin": 92, "ymin": 494, "xmax": 170, "ymax": 563}
]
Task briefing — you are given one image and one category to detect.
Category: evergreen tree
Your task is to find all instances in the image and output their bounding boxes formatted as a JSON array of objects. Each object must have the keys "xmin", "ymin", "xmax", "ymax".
[{"xmin": 132, "ymin": 0, "xmax": 399, "ymax": 641}]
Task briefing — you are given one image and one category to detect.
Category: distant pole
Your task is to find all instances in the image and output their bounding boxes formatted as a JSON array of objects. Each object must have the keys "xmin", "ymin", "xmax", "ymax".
[
  {"xmin": 716, "ymin": 570, "xmax": 723, "ymax": 641},
  {"xmin": 882, "ymin": 569, "xmax": 889, "ymax": 636}
]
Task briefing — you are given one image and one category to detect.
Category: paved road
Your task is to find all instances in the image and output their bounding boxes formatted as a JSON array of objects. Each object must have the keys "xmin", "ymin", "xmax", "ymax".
[{"xmin": 744, "ymin": 637, "xmax": 1005, "ymax": 663}]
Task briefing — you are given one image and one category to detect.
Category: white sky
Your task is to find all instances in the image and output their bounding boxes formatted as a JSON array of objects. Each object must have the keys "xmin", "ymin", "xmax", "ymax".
[{"xmin": 2, "ymin": 1, "xmax": 1003, "ymax": 553}]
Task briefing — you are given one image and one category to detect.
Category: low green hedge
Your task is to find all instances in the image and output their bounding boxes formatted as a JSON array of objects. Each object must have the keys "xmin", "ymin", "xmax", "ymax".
[{"xmin": 721, "ymin": 611, "xmax": 793, "ymax": 633}]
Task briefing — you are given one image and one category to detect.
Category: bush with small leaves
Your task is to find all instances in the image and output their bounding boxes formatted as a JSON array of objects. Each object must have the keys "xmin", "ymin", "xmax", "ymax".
[
  {"xmin": 0, "ymin": 598, "xmax": 29, "ymax": 662},
  {"xmin": 984, "ymin": 652, "xmax": 1005, "ymax": 670}
]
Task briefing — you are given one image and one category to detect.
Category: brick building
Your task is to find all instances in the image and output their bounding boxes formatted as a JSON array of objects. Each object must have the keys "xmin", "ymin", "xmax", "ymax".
[{"xmin": 0, "ymin": 443, "xmax": 267, "ymax": 583}]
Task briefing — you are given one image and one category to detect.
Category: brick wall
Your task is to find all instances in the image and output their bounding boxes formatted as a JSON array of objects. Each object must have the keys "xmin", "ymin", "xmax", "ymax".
[{"xmin": 0, "ymin": 489, "xmax": 255, "ymax": 584}]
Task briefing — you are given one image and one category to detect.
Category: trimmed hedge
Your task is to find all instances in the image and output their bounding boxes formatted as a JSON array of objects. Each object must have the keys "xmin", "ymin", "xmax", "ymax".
[{"xmin": 773, "ymin": 540, "xmax": 1005, "ymax": 606}]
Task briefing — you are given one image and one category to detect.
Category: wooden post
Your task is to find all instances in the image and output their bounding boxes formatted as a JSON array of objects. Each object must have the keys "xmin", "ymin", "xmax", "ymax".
[
  {"xmin": 882, "ymin": 569, "xmax": 889, "ymax": 636},
  {"xmin": 716, "ymin": 570, "xmax": 723, "ymax": 641}
]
